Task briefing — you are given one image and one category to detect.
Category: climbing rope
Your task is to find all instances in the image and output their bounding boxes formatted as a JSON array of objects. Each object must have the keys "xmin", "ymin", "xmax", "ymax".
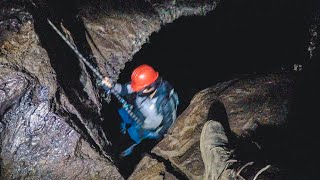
[{"xmin": 47, "ymin": 19, "xmax": 142, "ymax": 125}]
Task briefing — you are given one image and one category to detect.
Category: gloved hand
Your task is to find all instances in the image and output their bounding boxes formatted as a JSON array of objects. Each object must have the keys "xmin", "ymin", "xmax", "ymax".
[
  {"xmin": 146, "ymin": 131, "xmax": 161, "ymax": 140},
  {"xmin": 120, "ymin": 122, "xmax": 126, "ymax": 134},
  {"xmin": 102, "ymin": 77, "xmax": 113, "ymax": 88}
]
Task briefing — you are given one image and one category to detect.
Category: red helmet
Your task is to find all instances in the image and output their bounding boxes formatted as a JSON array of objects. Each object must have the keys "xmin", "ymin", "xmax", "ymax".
[{"xmin": 131, "ymin": 64, "xmax": 159, "ymax": 92}]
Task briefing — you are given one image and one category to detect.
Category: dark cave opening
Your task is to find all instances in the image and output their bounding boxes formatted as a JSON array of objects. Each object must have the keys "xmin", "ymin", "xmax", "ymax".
[
  {"xmin": 102, "ymin": 0, "xmax": 312, "ymax": 178},
  {"xmin": 118, "ymin": 0, "xmax": 308, "ymax": 114}
]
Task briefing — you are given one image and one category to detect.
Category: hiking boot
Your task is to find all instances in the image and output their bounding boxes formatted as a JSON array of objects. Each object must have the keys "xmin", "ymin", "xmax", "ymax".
[
  {"xmin": 200, "ymin": 120, "xmax": 273, "ymax": 180},
  {"xmin": 200, "ymin": 120, "xmax": 237, "ymax": 180}
]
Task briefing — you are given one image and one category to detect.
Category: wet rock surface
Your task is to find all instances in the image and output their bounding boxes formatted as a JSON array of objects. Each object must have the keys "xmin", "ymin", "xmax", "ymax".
[
  {"xmin": 0, "ymin": 4, "xmax": 122, "ymax": 179},
  {"xmin": 1, "ymin": 99, "xmax": 122, "ymax": 179},
  {"xmin": 131, "ymin": 73, "xmax": 294, "ymax": 179}
]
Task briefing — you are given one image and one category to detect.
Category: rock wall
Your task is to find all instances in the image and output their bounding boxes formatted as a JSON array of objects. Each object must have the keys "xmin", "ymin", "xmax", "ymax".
[{"xmin": 0, "ymin": 4, "xmax": 122, "ymax": 179}]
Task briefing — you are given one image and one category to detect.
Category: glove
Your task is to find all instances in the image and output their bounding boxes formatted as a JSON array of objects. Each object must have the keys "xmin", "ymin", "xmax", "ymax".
[
  {"xmin": 146, "ymin": 131, "xmax": 161, "ymax": 140},
  {"xmin": 120, "ymin": 122, "xmax": 126, "ymax": 134},
  {"xmin": 101, "ymin": 77, "xmax": 115, "ymax": 94},
  {"xmin": 102, "ymin": 77, "xmax": 113, "ymax": 88}
]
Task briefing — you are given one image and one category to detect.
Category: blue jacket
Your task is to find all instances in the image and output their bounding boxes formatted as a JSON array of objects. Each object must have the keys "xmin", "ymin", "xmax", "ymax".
[{"xmin": 103, "ymin": 77, "xmax": 179, "ymax": 141}]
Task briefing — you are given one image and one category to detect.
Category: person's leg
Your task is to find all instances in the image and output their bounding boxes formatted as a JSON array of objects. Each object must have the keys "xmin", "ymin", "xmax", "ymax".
[
  {"xmin": 116, "ymin": 108, "xmax": 139, "ymax": 156},
  {"xmin": 120, "ymin": 125, "xmax": 145, "ymax": 157},
  {"xmin": 118, "ymin": 108, "xmax": 133, "ymax": 125},
  {"xmin": 120, "ymin": 143, "xmax": 138, "ymax": 157},
  {"xmin": 200, "ymin": 120, "xmax": 236, "ymax": 180},
  {"xmin": 200, "ymin": 120, "xmax": 278, "ymax": 180}
]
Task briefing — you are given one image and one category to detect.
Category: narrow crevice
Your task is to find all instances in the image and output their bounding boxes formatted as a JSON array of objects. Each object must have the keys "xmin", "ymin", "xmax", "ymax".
[
  {"xmin": 26, "ymin": 1, "xmax": 108, "ymax": 155},
  {"xmin": 147, "ymin": 152, "xmax": 189, "ymax": 180}
]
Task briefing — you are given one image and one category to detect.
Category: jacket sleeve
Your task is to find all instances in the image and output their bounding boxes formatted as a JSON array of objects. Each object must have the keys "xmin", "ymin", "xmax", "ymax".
[{"xmin": 102, "ymin": 82, "xmax": 134, "ymax": 96}]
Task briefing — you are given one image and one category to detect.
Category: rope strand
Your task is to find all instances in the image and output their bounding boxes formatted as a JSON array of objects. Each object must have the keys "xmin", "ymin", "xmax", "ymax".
[{"xmin": 47, "ymin": 19, "xmax": 142, "ymax": 125}]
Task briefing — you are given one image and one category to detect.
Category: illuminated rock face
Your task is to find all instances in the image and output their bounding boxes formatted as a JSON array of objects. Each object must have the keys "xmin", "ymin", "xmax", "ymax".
[
  {"xmin": 0, "ymin": 4, "xmax": 122, "ymax": 180},
  {"xmin": 0, "ymin": 1, "xmax": 220, "ymax": 179}
]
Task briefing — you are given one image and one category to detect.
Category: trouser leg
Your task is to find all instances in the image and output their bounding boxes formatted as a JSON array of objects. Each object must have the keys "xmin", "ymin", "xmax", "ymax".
[{"xmin": 200, "ymin": 120, "xmax": 236, "ymax": 180}]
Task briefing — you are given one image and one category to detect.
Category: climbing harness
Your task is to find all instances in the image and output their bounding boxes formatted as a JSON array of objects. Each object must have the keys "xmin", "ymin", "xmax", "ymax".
[{"xmin": 46, "ymin": 19, "xmax": 143, "ymax": 125}]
